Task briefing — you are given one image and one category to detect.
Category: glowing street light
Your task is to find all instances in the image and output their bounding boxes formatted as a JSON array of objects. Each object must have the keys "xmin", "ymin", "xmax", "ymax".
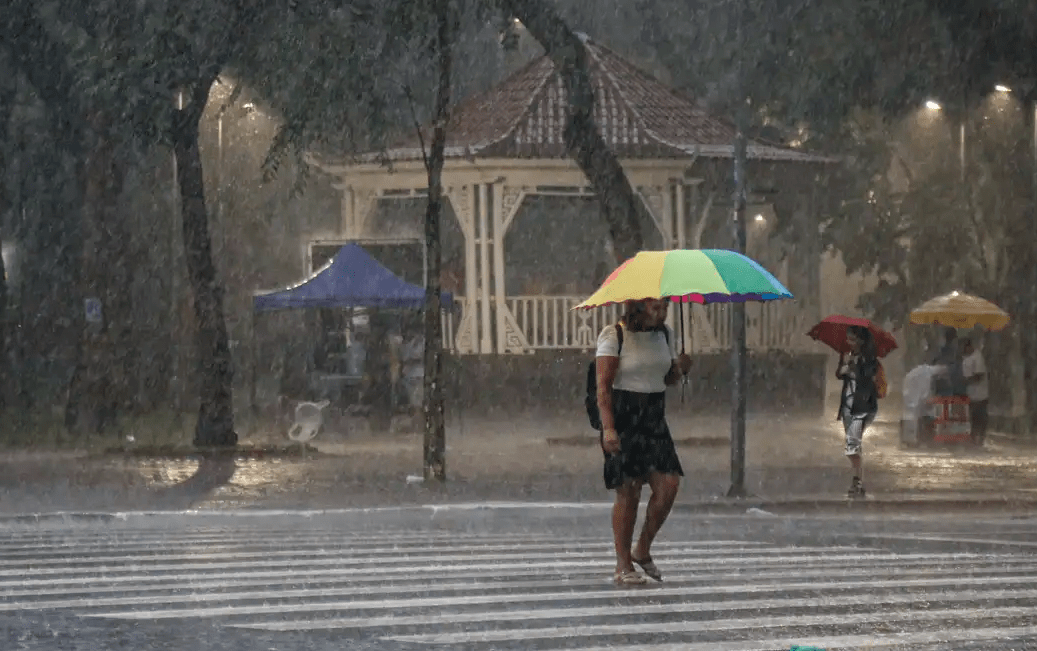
[
  {"xmin": 925, "ymin": 100, "xmax": 942, "ymax": 111},
  {"xmin": 754, "ymin": 214, "xmax": 765, "ymax": 223},
  {"xmin": 995, "ymin": 84, "xmax": 1011, "ymax": 93}
]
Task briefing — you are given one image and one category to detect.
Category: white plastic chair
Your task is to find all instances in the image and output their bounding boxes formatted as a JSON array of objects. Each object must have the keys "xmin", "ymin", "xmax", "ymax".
[{"xmin": 287, "ymin": 400, "xmax": 330, "ymax": 442}]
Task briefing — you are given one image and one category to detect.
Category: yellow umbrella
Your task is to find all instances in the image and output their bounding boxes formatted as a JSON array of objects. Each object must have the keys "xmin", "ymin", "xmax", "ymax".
[{"xmin": 909, "ymin": 290, "xmax": 1010, "ymax": 331}]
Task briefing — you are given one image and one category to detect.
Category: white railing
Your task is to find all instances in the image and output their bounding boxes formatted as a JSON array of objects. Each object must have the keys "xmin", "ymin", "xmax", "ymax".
[
  {"xmin": 507, "ymin": 296, "xmax": 622, "ymax": 349},
  {"xmin": 698, "ymin": 302, "xmax": 805, "ymax": 352},
  {"xmin": 443, "ymin": 296, "xmax": 809, "ymax": 354}
]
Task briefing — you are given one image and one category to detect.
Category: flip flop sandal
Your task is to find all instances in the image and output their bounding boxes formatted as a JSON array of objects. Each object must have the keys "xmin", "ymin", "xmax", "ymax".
[
  {"xmin": 633, "ymin": 556, "xmax": 662, "ymax": 582},
  {"xmin": 613, "ymin": 569, "xmax": 647, "ymax": 586}
]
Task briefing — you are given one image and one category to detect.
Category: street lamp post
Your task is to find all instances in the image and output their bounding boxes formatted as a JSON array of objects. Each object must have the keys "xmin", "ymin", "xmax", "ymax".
[{"xmin": 931, "ymin": 85, "xmax": 1037, "ymax": 427}]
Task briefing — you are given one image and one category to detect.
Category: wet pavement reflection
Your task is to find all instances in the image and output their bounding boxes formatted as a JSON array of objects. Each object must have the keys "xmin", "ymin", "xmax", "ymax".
[{"xmin": 0, "ymin": 412, "xmax": 1035, "ymax": 513}]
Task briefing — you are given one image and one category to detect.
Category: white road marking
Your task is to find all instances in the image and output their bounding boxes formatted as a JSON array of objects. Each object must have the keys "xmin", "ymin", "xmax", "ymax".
[
  {"xmin": 385, "ymin": 605, "xmax": 1037, "ymax": 644},
  {"xmin": 4, "ymin": 521, "xmax": 1037, "ymax": 649},
  {"xmin": 83, "ymin": 571, "xmax": 1037, "ymax": 620},
  {"xmin": 6, "ymin": 556, "xmax": 1029, "ymax": 600},
  {"xmin": 241, "ymin": 586, "xmax": 1037, "ymax": 631},
  {"xmin": 548, "ymin": 625, "xmax": 1037, "ymax": 651}
]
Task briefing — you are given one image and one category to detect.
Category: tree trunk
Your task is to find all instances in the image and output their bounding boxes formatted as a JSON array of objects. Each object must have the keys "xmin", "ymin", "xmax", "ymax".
[
  {"xmin": 499, "ymin": 0, "xmax": 644, "ymax": 263},
  {"xmin": 65, "ymin": 114, "xmax": 128, "ymax": 437},
  {"xmin": 0, "ymin": 85, "xmax": 10, "ymax": 413},
  {"xmin": 421, "ymin": 0, "xmax": 455, "ymax": 482},
  {"xmin": 0, "ymin": 234, "xmax": 7, "ymax": 413},
  {"xmin": 172, "ymin": 83, "xmax": 237, "ymax": 448}
]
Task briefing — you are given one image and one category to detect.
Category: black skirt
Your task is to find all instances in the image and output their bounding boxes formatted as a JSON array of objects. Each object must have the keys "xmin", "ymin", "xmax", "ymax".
[{"xmin": 600, "ymin": 389, "xmax": 684, "ymax": 490}]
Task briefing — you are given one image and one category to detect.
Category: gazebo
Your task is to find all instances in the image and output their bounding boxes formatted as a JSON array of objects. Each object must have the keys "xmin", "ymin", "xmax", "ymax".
[{"xmin": 310, "ymin": 39, "xmax": 833, "ymax": 361}]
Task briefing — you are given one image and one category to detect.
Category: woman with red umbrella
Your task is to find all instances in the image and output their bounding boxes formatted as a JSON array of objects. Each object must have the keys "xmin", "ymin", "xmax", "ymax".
[
  {"xmin": 835, "ymin": 326, "xmax": 881, "ymax": 499},
  {"xmin": 808, "ymin": 316, "xmax": 894, "ymax": 499}
]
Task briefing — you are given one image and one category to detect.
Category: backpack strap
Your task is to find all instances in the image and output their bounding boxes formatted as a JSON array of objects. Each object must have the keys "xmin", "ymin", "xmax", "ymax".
[{"xmin": 615, "ymin": 322, "xmax": 671, "ymax": 354}]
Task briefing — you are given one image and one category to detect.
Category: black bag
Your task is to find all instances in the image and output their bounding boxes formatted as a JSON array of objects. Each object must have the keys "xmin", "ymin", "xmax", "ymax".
[{"xmin": 585, "ymin": 324, "xmax": 623, "ymax": 430}]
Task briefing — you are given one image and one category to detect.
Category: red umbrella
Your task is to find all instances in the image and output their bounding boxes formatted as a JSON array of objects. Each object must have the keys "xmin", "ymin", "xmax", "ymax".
[{"xmin": 807, "ymin": 315, "xmax": 898, "ymax": 358}]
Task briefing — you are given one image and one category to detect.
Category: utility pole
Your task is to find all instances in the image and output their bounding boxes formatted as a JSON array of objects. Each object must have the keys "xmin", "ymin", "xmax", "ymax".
[
  {"xmin": 171, "ymin": 90, "xmax": 184, "ymax": 418},
  {"xmin": 727, "ymin": 0, "xmax": 750, "ymax": 498},
  {"xmin": 728, "ymin": 105, "xmax": 749, "ymax": 498}
]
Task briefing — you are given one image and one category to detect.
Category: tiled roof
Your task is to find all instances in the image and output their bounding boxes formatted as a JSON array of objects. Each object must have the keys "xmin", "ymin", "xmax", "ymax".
[{"xmin": 367, "ymin": 40, "xmax": 831, "ymax": 164}]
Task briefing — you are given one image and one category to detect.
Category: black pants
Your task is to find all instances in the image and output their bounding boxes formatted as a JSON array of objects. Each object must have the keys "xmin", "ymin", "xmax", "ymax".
[{"xmin": 970, "ymin": 399, "xmax": 989, "ymax": 444}]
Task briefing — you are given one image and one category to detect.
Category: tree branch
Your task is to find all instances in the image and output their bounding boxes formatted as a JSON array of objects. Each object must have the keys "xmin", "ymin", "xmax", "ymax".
[
  {"xmin": 497, "ymin": 0, "xmax": 645, "ymax": 262},
  {"xmin": 402, "ymin": 84, "xmax": 431, "ymax": 173}
]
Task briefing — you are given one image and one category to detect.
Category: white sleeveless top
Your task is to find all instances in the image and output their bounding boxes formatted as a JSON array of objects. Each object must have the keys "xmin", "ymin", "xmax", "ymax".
[{"xmin": 595, "ymin": 324, "xmax": 675, "ymax": 394}]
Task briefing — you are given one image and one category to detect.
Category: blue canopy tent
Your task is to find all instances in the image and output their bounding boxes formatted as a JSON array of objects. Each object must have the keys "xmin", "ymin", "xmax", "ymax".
[
  {"xmin": 253, "ymin": 243, "xmax": 453, "ymax": 311},
  {"xmin": 249, "ymin": 243, "xmax": 454, "ymax": 421}
]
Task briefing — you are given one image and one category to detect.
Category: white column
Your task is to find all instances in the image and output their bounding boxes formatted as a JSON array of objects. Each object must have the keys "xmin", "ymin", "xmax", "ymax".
[
  {"xmin": 478, "ymin": 183, "xmax": 493, "ymax": 354},
  {"xmin": 675, "ymin": 183, "xmax": 689, "ymax": 353},
  {"xmin": 342, "ymin": 186, "xmax": 354, "ymax": 237},
  {"xmin": 675, "ymin": 183, "xmax": 687, "ymax": 249},
  {"xmin": 661, "ymin": 185, "xmax": 674, "ymax": 248},
  {"xmin": 459, "ymin": 185, "xmax": 479, "ymax": 354},
  {"xmin": 351, "ymin": 189, "xmax": 378, "ymax": 240},
  {"xmin": 493, "ymin": 183, "xmax": 507, "ymax": 354}
]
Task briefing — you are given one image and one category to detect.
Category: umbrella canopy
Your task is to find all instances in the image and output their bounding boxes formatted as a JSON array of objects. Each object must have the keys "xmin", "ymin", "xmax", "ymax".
[
  {"xmin": 909, "ymin": 291, "xmax": 1010, "ymax": 331},
  {"xmin": 807, "ymin": 315, "xmax": 898, "ymax": 358},
  {"xmin": 574, "ymin": 249, "xmax": 793, "ymax": 309},
  {"xmin": 253, "ymin": 243, "xmax": 453, "ymax": 312}
]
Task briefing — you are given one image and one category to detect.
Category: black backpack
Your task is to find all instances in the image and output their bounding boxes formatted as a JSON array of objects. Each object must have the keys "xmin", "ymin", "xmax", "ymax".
[
  {"xmin": 585, "ymin": 323, "xmax": 671, "ymax": 430},
  {"xmin": 585, "ymin": 324, "xmax": 623, "ymax": 431}
]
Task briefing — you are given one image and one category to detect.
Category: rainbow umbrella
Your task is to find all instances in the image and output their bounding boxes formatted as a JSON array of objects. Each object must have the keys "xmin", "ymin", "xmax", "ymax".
[
  {"xmin": 576, "ymin": 249, "xmax": 792, "ymax": 401},
  {"xmin": 575, "ymin": 249, "xmax": 793, "ymax": 309}
]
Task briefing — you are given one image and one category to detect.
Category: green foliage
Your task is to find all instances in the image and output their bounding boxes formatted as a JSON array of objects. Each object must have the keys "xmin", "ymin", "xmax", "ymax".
[{"xmin": 819, "ymin": 103, "xmax": 1033, "ymax": 325}]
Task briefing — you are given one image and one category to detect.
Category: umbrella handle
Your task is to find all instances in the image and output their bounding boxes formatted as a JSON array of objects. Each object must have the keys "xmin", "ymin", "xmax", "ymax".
[{"xmin": 679, "ymin": 302, "xmax": 686, "ymax": 356}]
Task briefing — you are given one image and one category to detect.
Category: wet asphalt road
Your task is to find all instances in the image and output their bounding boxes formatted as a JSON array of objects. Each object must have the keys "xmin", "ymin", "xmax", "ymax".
[{"xmin": 3, "ymin": 506, "xmax": 1037, "ymax": 650}]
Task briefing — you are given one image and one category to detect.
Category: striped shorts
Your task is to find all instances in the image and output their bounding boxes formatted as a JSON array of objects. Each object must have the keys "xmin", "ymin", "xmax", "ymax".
[{"xmin": 842, "ymin": 411, "xmax": 875, "ymax": 456}]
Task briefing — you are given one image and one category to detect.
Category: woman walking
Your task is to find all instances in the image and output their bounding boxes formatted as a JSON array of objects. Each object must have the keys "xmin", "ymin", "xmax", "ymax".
[
  {"xmin": 836, "ymin": 325, "xmax": 879, "ymax": 499},
  {"xmin": 596, "ymin": 298, "xmax": 692, "ymax": 585}
]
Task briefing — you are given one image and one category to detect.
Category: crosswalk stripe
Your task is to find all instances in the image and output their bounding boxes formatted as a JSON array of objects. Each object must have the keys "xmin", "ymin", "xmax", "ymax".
[
  {"xmin": 386, "ymin": 605, "xmax": 1037, "ymax": 644},
  {"xmin": 5, "ymin": 522, "xmax": 1037, "ymax": 650},
  {"xmin": 851, "ymin": 532, "xmax": 1037, "ymax": 548},
  {"xmin": 0, "ymin": 528, "xmax": 609, "ymax": 543},
  {"xmin": 241, "ymin": 586, "xmax": 1037, "ymax": 631},
  {"xmin": 0, "ymin": 540, "xmax": 772, "ymax": 566},
  {"xmin": 12, "ymin": 566, "xmax": 1037, "ymax": 614},
  {"xmin": 0, "ymin": 545, "xmax": 911, "ymax": 578},
  {"xmin": 0, "ymin": 532, "xmax": 616, "ymax": 552},
  {"xmin": 0, "ymin": 549, "xmax": 1000, "ymax": 590},
  {"xmin": 549, "ymin": 625, "xmax": 1037, "ymax": 651},
  {"xmin": 84, "ymin": 572, "xmax": 1037, "ymax": 620},
  {"xmin": 8, "ymin": 556, "xmax": 1032, "ymax": 602}
]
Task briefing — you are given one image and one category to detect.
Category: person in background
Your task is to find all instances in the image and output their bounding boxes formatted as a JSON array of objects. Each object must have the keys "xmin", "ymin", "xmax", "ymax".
[
  {"xmin": 962, "ymin": 336, "xmax": 989, "ymax": 445},
  {"xmin": 836, "ymin": 325, "xmax": 879, "ymax": 499},
  {"xmin": 596, "ymin": 298, "xmax": 692, "ymax": 586},
  {"xmin": 439, "ymin": 258, "xmax": 464, "ymax": 295},
  {"xmin": 400, "ymin": 317, "xmax": 425, "ymax": 419},
  {"xmin": 933, "ymin": 327, "xmax": 966, "ymax": 397}
]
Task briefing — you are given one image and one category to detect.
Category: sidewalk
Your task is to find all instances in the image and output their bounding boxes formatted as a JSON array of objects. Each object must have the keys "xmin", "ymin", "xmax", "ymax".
[{"xmin": 0, "ymin": 410, "xmax": 1035, "ymax": 516}]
